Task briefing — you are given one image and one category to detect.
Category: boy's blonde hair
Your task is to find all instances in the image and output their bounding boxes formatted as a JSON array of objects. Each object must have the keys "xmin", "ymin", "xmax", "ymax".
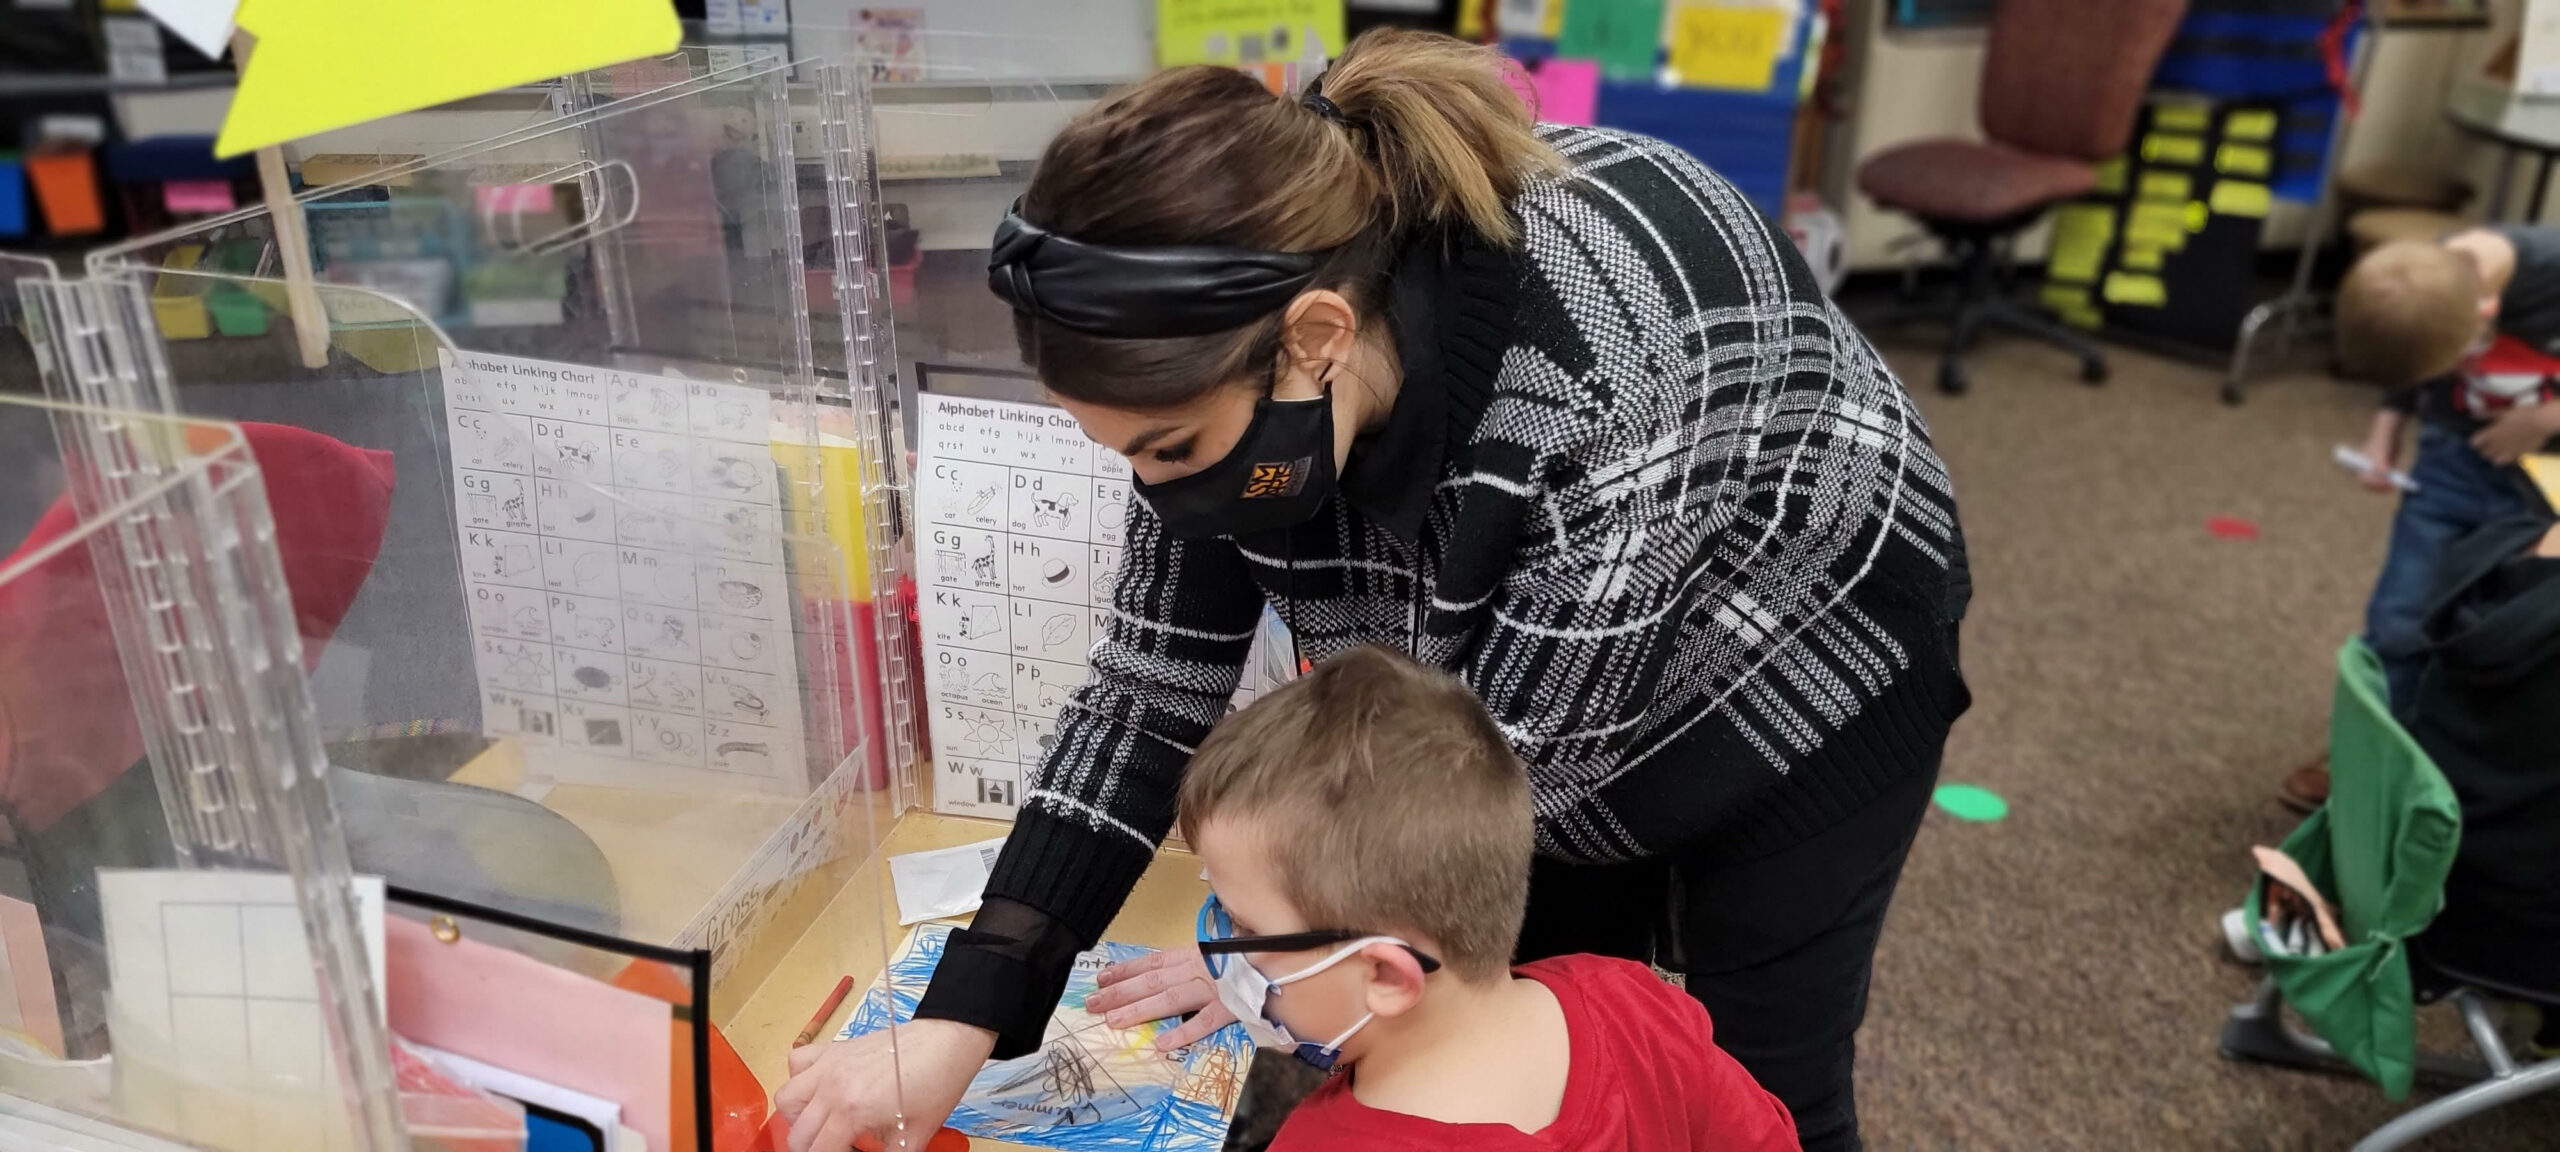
[
  {"xmin": 1178, "ymin": 646, "xmax": 1530, "ymax": 979},
  {"xmin": 2335, "ymin": 240, "xmax": 2484, "ymax": 385}
]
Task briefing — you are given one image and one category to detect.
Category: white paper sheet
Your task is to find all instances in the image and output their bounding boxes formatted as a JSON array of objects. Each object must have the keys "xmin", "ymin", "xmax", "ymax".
[
  {"xmin": 887, "ymin": 836, "xmax": 1007, "ymax": 925},
  {"xmin": 98, "ymin": 871, "xmax": 386, "ymax": 1152}
]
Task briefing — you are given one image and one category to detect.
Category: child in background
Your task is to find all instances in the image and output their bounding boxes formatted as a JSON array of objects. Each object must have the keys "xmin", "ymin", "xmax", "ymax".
[
  {"xmin": 1176, "ymin": 646, "xmax": 1800, "ymax": 1152},
  {"xmin": 2283, "ymin": 229, "xmax": 2560, "ymax": 811}
]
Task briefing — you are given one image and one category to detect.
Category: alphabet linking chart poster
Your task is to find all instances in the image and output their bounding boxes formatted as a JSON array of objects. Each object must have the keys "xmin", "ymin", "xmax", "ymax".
[
  {"xmin": 440, "ymin": 351, "xmax": 806, "ymax": 793},
  {"xmin": 918, "ymin": 390, "xmax": 1285, "ymax": 820}
]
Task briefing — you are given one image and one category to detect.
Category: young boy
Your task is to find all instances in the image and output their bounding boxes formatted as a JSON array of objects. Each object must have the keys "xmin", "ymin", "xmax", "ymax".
[
  {"xmin": 2284, "ymin": 229, "xmax": 2560, "ymax": 810},
  {"xmin": 1174, "ymin": 646, "xmax": 1799, "ymax": 1151}
]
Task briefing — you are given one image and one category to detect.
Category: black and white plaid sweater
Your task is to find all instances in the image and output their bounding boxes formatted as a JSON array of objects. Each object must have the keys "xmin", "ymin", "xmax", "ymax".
[{"xmin": 983, "ymin": 124, "xmax": 1969, "ymax": 948}]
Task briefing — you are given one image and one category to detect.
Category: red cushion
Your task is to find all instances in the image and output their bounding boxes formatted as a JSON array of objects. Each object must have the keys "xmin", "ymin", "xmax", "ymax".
[
  {"xmin": 0, "ymin": 423, "xmax": 395, "ymax": 831},
  {"xmin": 1856, "ymin": 138, "xmax": 2098, "ymax": 224}
]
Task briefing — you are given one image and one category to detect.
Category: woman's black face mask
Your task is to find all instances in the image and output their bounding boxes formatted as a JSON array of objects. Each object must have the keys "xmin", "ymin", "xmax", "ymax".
[{"xmin": 1130, "ymin": 373, "xmax": 1337, "ymax": 541}]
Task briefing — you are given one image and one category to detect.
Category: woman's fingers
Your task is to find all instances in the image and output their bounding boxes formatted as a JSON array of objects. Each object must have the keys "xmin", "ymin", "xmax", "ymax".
[
  {"xmin": 1093, "ymin": 948, "xmax": 1181, "ymax": 989},
  {"xmin": 1152, "ymin": 1002, "xmax": 1237, "ymax": 1051},
  {"xmin": 1088, "ymin": 957, "xmax": 1186, "ymax": 1011},
  {"xmin": 1100, "ymin": 977, "xmax": 1214, "ymax": 1029}
]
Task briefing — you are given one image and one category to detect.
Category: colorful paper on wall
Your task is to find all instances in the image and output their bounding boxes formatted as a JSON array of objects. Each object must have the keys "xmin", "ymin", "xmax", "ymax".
[
  {"xmin": 1558, "ymin": 0, "xmax": 1670, "ymax": 82},
  {"xmin": 1155, "ymin": 0, "xmax": 1345, "ymax": 69},
  {"xmin": 1503, "ymin": 56, "xmax": 1600, "ymax": 126},
  {"xmin": 1668, "ymin": 3, "xmax": 1789, "ymax": 91},
  {"xmin": 215, "ymin": 0, "xmax": 681, "ymax": 158}
]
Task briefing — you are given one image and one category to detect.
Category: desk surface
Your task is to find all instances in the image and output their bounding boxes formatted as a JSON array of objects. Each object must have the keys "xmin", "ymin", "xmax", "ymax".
[
  {"xmin": 725, "ymin": 811, "xmax": 1217, "ymax": 1152},
  {"xmin": 440, "ymin": 743, "xmax": 1222, "ymax": 1150},
  {"xmin": 2445, "ymin": 82, "xmax": 2560, "ymax": 152}
]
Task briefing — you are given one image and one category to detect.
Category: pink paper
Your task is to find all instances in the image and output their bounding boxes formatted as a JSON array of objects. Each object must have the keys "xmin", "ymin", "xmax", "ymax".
[
  {"xmin": 1533, "ymin": 58, "xmax": 1601, "ymax": 126},
  {"xmin": 384, "ymin": 914, "xmax": 672, "ymax": 1152},
  {"xmin": 161, "ymin": 179, "xmax": 234, "ymax": 215},
  {"xmin": 474, "ymin": 183, "xmax": 556, "ymax": 216}
]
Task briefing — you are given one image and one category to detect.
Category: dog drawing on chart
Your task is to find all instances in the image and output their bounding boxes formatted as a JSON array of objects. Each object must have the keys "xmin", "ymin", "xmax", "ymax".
[{"xmin": 1031, "ymin": 492, "xmax": 1079, "ymax": 530}]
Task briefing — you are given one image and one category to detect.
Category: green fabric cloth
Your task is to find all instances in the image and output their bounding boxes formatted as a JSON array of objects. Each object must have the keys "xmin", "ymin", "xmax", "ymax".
[{"xmin": 2245, "ymin": 639, "xmax": 2462, "ymax": 1099}]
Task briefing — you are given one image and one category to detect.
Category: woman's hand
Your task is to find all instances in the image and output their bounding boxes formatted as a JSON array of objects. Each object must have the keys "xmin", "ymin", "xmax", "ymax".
[
  {"xmin": 776, "ymin": 1017, "xmax": 994, "ymax": 1152},
  {"xmin": 1087, "ymin": 945, "xmax": 1235, "ymax": 1051}
]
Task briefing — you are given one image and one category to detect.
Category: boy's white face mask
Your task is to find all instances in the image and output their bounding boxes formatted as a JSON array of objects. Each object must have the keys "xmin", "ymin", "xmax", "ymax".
[{"xmin": 1208, "ymin": 934, "xmax": 1401, "ymax": 1071}]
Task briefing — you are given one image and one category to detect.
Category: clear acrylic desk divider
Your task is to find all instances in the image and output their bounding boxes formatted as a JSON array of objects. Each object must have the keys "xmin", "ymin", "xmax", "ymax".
[
  {"xmin": 0, "ymin": 385, "xmax": 400, "ymax": 1151},
  {"xmin": 46, "ymin": 46, "xmax": 914, "ymax": 1142}
]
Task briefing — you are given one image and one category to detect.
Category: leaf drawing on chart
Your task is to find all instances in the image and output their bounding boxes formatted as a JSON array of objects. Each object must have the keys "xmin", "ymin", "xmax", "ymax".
[{"xmin": 1040, "ymin": 613, "xmax": 1076, "ymax": 650}]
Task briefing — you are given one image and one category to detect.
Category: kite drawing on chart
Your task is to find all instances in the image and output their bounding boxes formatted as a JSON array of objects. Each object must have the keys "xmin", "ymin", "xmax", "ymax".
[
  {"xmin": 494, "ymin": 545, "xmax": 536, "ymax": 579},
  {"xmin": 1040, "ymin": 613, "xmax": 1076, "ymax": 650},
  {"xmin": 956, "ymin": 604, "xmax": 1003, "ymax": 641},
  {"xmin": 1031, "ymin": 492, "xmax": 1080, "ymax": 530},
  {"xmin": 960, "ymin": 714, "xmax": 1013, "ymax": 759}
]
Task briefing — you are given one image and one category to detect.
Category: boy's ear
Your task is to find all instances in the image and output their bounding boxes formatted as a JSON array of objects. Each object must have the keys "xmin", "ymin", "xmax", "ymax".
[{"xmin": 1359, "ymin": 943, "xmax": 1432, "ymax": 1020}]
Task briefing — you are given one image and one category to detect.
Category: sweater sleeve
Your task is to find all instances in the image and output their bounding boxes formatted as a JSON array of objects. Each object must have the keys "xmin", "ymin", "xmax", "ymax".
[{"xmin": 973, "ymin": 495, "xmax": 1264, "ymax": 941}]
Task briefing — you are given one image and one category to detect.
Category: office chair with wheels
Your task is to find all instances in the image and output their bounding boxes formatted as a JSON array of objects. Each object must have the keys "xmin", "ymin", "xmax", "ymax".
[{"xmin": 1855, "ymin": 0, "xmax": 2188, "ymax": 394}]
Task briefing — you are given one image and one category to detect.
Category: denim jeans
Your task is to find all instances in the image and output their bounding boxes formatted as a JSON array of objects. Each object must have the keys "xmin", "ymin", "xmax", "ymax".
[{"xmin": 2364, "ymin": 423, "xmax": 2537, "ymax": 714}]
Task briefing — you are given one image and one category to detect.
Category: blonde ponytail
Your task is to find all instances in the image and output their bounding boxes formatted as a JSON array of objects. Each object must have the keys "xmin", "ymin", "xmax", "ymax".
[
  {"xmin": 1013, "ymin": 30, "xmax": 1558, "ymax": 410},
  {"xmin": 1315, "ymin": 29, "xmax": 1561, "ymax": 246}
]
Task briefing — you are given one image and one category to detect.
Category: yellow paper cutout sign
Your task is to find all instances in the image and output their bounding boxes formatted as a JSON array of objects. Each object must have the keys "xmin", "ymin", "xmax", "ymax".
[
  {"xmin": 215, "ymin": 0, "xmax": 679, "ymax": 158},
  {"xmin": 1669, "ymin": 4, "xmax": 1788, "ymax": 91},
  {"xmin": 1156, "ymin": 0, "xmax": 1345, "ymax": 69},
  {"xmin": 2210, "ymin": 179, "xmax": 2272, "ymax": 219},
  {"xmin": 2102, "ymin": 271, "xmax": 2167, "ymax": 307}
]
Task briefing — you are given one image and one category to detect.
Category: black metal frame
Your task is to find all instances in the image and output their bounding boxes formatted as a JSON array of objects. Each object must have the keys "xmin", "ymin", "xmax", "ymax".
[{"xmin": 1855, "ymin": 212, "xmax": 2109, "ymax": 396}]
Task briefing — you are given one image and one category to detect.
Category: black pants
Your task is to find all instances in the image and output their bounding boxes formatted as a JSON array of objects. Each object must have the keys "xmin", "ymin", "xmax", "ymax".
[{"xmin": 1514, "ymin": 766, "xmax": 1940, "ymax": 1152}]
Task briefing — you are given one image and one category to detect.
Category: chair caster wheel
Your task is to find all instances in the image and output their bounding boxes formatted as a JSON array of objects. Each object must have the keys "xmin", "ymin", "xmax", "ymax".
[
  {"xmin": 1938, "ymin": 360, "xmax": 1970, "ymax": 395},
  {"xmin": 2081, "ymin": 358, "xmax": 2108, "ymax": 385}
]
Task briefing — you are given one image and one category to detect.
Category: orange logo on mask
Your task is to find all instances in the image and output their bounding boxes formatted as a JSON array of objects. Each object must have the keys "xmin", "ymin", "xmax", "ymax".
[{"xmin": 1241, "ymin": 460, "xmax": 1304, "ymax": 499}]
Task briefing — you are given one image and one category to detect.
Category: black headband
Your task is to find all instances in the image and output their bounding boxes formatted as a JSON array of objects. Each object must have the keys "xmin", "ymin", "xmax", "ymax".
[{"xmin": 987, "ymin": 202, "xmax": 1327, "ymax": 339}]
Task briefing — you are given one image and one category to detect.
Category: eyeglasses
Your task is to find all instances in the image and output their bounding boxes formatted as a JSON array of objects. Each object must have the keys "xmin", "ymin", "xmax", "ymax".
[{"xmin": 1194, "ymin": 894, "xmax": 1443, "ymax": 978}]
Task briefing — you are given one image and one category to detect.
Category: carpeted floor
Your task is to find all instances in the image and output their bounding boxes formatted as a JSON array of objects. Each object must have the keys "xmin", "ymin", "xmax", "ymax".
[{"xmin": 1854, "ymin": 325, "xmax": 2559, "ymax": 1151}]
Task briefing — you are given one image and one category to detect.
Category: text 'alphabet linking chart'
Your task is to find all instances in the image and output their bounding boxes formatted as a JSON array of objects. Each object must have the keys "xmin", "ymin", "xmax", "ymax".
[
  {"xmin": 441, "ymin": 351, "xmax": 806, "ymax": 793},
  {"xmin": 917, "ymin": 392, "xmax": 1276, "ymax": 819}
]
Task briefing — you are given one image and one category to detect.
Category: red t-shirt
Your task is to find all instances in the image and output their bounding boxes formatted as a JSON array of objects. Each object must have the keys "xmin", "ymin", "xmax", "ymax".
[{"xmin": 1268, "ymin": 954, "xmax": 1800, "ymax": 1152}]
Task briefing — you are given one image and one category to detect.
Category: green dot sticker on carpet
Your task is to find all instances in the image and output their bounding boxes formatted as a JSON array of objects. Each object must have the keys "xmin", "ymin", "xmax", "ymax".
[{"xmin": 1932, "ymin": 783, "xmax": 2008, "ymax": 822}]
